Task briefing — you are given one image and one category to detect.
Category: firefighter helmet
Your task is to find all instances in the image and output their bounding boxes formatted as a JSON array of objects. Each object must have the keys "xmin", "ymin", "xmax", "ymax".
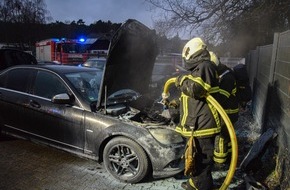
[
  {"xmin": 209, "ymin": 51, "xmax": 220, "ymax": 66},
  {"xmin": 182, "ymin": 37, "xmax": 207, "ymax": 61}
]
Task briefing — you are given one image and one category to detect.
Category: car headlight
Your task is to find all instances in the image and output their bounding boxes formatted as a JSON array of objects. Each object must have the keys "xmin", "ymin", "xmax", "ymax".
[{"xmin": 148, "ymin": 128, "xmax": 184, "ymax": 145}]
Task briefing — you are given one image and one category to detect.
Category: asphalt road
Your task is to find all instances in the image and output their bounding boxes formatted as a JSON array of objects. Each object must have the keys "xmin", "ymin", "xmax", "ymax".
[
  {"xmin": 0, "ymin": 136, "xmax": 188, "ymax": 190},
  {"xmin": 0, "ymin": 108, "xmax": 258, "ymax": 190},
  {"xmin": 0, "ymin": 136, "xmax": 246, "ymax": 190}
]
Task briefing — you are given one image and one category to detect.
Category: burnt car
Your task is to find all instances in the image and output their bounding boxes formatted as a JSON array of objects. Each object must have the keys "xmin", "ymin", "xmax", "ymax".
[
  {"xmin": 0, "ymin": 20, "xmax": 185, "ymax": 183},
  {"xmin": 0, "ymin": 48, "xmax": 37, "ymax": 71}
]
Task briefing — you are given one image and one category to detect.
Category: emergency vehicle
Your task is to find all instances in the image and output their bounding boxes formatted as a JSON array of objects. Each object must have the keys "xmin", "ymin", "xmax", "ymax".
[{"xmin": 35, "ymin": 38, "xmax": 106, "ymax": 65}]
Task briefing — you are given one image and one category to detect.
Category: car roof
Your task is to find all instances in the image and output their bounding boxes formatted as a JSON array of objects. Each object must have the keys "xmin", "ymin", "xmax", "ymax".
[
  {"xmin": 2, "ymin": 64, "xmax": 99, "ymax": 74},
  {"xmin": 0, "ymin": 48, "xmax": 28, "ymax": 53}
]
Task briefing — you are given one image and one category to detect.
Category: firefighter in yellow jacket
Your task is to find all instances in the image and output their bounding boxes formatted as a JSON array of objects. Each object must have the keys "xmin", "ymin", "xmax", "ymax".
[
  {"xmin": 173, "ymin": 38, "xmax": 221, "ymax": 190},
  {"xmin": 209, "ymin": 51, "xmax": 239, "ymax": 166}
]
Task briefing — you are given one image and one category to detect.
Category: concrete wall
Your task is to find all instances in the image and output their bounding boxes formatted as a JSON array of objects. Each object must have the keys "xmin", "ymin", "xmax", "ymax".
[
  {"xmin": 249, "ymin": 44, "xmax": 273, "ymax": 128},
  {"xmin": 247, "ymin": 31, "xmax": 290, "ymax": 188}
]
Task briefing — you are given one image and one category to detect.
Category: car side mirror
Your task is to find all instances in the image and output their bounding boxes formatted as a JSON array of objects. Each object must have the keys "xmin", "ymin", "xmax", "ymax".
[{"xmin": 51, "ymin": 93, "xmax": 73, "ymax": 104}]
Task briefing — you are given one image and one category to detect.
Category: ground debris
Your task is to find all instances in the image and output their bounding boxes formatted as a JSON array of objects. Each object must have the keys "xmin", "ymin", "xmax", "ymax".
[{"xmin": 234, "ymin": 107, "xmax": 280, "ymax": 189}]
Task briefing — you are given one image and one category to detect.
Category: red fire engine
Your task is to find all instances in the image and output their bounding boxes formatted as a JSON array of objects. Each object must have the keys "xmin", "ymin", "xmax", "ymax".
[{"xmin": 35, "ymin": 38, "xmax": 103, "ymax": 65}]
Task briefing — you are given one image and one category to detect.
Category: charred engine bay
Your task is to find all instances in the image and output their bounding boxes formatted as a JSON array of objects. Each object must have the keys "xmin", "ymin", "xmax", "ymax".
[{"xmin": 102, "ymin": 95, "xmax": 176, "ymax": 127}]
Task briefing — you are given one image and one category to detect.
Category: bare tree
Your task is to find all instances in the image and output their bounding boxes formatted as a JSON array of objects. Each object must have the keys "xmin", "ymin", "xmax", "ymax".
[
  {"xmin": 0, "ymin": 0, "xmax": 51, "ymax": 23},
  {"xmin": 147, "ymin": 0, "xmax": 247, "ymax": 40},
  {"xmin": 147, "ymin": 0, "xmax": 290, "ymax": 55}
]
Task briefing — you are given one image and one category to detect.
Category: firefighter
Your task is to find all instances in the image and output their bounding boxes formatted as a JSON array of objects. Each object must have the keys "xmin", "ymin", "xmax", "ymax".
[
  {"xmin": 172, "ymin": 38, "xmax": 221, "ymax": 190},
  {"xmin": 209, "ymin": 51, "xmax": 239, "ymax": 166}
]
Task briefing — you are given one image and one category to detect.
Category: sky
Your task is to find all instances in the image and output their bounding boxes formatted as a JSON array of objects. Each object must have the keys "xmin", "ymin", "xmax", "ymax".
[{"xmin": 45, "ymin": 0, "xmax": 156, "ymax": 29}]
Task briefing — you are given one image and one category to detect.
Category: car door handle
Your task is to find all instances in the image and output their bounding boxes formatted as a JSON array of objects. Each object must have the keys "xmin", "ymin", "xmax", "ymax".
[{"xmin": 29, "ymin": 100, "xmax": 41, "ymax": 108}]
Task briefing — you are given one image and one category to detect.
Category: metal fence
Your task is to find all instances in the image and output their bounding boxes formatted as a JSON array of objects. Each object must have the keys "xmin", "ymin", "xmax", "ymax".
[{"xmin": 247, "ymin": 31, "xmax": 290, "ymax": 188}]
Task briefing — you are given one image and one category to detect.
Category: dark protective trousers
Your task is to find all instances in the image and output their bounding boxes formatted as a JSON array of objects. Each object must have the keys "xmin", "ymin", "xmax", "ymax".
[
  {"xmin": 214, "ymin": 123, "xmax": 230, "ymax": 164},
  {"xmin": 214, "ymin": 120, "xmax": 237, "ymax": 164},
  {"xmin": 185, "ymin": 136, "xmax": 215, "ymax": 190}
]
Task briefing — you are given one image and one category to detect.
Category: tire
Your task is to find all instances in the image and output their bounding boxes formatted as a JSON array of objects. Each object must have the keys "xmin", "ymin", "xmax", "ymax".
[{"xmin": 103, "ymin": 136, "xmax": 149, "ymax": 183}]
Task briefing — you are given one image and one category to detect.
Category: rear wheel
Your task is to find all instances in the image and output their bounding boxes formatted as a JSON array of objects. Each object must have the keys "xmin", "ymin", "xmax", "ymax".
[{"xmin": 103, "ymin": 137, "xmax": 149, "ymax": 183}]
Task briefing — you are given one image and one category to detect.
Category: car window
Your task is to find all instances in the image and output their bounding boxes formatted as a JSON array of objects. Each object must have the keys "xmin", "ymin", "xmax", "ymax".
[
  {"xmin": 65, "ymin": 70, "xmax": 101, "ymax": 102},
  {"xmin": 33, "ymin": 71, "xmax": 67, "ymax": 99},
  {"xmin": 2, "ymin": 68, "xmax": 33, "ymax": 92}
]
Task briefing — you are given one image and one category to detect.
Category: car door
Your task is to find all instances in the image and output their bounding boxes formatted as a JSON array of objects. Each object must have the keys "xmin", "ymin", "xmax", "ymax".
[
  {"xmin": 24, "ymin": 69, "xmax": 85, "ymax": 151},
  {"xmin": 0, "ymin": 68, "xmax": 34, "ymax": 133}
]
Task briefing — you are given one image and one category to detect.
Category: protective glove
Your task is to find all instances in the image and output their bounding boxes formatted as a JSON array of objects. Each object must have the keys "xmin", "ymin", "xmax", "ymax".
[
  {"xmin": 161, "ymin": 92, "xmax": 170, "ymax": 99},
  {"xmin": 160, "ymin": 92, "xmax": 170, "ymax": 106},
  {"xmin": 175, "ymin": 75, "xmax": 185, "ymax": 88},
  {"xmin": 168, "ymin": 99, "xmax": 179, "ymax": 109},
  {"xmin": 192, "ymin": 82, "xmax": 207, "ymax": 99},
  {"xmin": 160, "ymin": 98, "xmax": 169, "ymax": 107}
]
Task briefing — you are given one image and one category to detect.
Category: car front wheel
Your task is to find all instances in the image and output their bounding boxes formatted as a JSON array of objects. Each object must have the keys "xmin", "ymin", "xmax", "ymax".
[{"xmin": 103, "ymin": 137, "xmax": 149, "ymax": 183}]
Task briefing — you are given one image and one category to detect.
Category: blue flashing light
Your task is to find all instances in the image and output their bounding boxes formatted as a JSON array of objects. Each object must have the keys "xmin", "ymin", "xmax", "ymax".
[{"xmin": 78, "ymin": 37, "xmax": 86, "ymax": 43}]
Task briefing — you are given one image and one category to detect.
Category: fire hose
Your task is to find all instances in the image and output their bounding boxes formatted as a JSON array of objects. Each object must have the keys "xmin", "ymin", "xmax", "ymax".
[{"xmin": 162, "ymin": 77, "xmax": 238, "ymax": 190}]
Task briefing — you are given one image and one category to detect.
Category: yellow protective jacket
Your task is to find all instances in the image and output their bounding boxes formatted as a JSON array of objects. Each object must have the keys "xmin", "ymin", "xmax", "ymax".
[{"xmin": 175, "ymin": 60, "xmax": 221, "ymax": 138}]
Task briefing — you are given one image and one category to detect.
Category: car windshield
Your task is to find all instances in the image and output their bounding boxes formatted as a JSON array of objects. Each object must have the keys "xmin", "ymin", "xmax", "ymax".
[
  {"xmin": 82, "ymin": 59, "xmax": 106, "ymax": 69},
  {"xmin": 65, "ymin": 70, "xmax": 103, "ymax": 102}
]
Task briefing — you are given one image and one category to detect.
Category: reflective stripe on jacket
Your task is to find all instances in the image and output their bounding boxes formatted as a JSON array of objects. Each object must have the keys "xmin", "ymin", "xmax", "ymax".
[
  {"xmin": 217, "ymin": 64, "xmax": 239, "ymax": 123},
  {"xmin": 175, "ymin": 61, "xmax": 221, "ymax": 138}
]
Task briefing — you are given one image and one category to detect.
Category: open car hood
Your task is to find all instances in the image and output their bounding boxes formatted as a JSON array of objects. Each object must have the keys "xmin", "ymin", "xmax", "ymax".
[{"xmin": 97, "ymin": 19, "xmax": 158, "ymax": 108}]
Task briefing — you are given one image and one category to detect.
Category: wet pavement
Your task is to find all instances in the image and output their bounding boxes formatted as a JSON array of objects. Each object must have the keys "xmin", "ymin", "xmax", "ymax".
[{"xmin": 0, "ymin": 136, "xmax": 245, "ymax": 190}]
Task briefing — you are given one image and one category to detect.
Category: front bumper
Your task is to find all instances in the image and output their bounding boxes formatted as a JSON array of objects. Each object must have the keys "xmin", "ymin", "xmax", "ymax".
[{"xmin": 150, "ymin": 143, "xmax": 185, "ymax": 179}]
